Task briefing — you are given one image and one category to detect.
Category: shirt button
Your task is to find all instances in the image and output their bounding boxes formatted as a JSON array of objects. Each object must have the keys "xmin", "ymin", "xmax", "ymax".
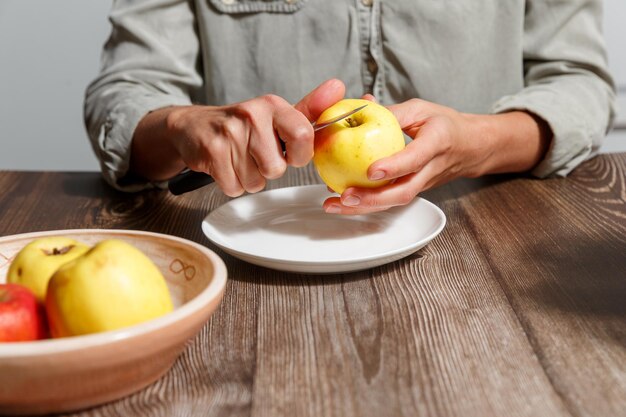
[
  {"xmin": 367, "ymin": 59, "xmax": 378, "ymax": 74},
  {"xmin": 361, "ymin": 0, "xmax": 373, "ymax": 6}
]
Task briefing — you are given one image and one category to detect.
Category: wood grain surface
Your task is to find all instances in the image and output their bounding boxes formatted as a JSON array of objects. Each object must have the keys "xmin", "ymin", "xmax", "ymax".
[{"xmin": 0, "ymin": 154, "xmax": 624, "ymax": 417}]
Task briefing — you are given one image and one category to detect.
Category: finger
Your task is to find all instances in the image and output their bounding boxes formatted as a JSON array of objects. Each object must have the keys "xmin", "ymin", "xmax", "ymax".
[
  {"xmin": 324, "ymin": 153, "xmax": 453, "ymax": 215},
  {"xmin": 367, "ymin": 124, "xmax": 441, "ymax": 181},
  {"xmin": 204, "ymin": 139, "xmax": 245, "ymax": 197},
  {"xmin": 414, "ymin": 160, "xmax": 458, "ymax": 192},
  {"xmin": 230, "ymin": 137, "xmax": 267, "ymax": 193},
  {"xmin": 247, "ymin": 126, "xmax": 288, "ymax": 180},
  {"xmin": 342, "ymin": 162, "xmax": 444, "ymax": 211},
  {"xmin": 273, "ymin": 107, "xmax": 314, "ymax": 167},
  {"xmin": 323, "ymin": 196, "xmax": 393, "ymax": 215},
  {"xmin": 294, "ymin": 78, "xmax": 345, "ymax": 121},
  {"xmin": 342, "ymin": 176, "xmax": 419, "ymax": 209},
  {"xmin": 239, "ymin": 95, "xmax": 289, "ymax": 180},
  {"xmin": 361, "ymin": 94, "xmax": 377, "ymax": 102}
]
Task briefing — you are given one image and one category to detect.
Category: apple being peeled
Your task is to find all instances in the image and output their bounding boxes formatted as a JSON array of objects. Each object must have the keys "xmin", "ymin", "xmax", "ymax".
[
  {"xmin": 46, "ymin": 239, "xmax": 174, "ymax": 338},
  {"xmin": 313, "ymin": 98, "xmax": 406, "ymax": 194},
  {"xmin": 7, "ymin": 237, "xmax": 90, "ymax": 302},
  {"xmin": 0, "ymin": 284, "xmax": 47, "ymax": 342}
]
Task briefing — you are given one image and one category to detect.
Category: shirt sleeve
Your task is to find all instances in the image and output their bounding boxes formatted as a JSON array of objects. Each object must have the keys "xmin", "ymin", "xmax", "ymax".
[
  {"xmin": 84, "ymin": 0, "xmax": 203, "ymax": 191},
  {"xmin": 490, "ymin": 0, "xmax": 616, "ymax": 178}
]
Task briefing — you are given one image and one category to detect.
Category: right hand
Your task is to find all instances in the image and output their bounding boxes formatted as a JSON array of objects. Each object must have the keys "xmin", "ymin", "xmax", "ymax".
[{"xmin": 135, "ymin": 79, "xmax": 345, "ymax": 197}]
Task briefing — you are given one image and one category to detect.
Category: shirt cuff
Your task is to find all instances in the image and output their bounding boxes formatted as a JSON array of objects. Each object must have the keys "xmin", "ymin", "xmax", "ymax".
[
  {"xmin": 491, "ymin": 92, "xmax": 603, "ymax": 178},
  {"xmin": 94, "ymin": 94, "xmax": 191, "ymax": 192}
]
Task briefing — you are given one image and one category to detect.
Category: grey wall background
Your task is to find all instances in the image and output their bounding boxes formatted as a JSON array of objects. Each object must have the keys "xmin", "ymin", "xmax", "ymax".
[
  {"xmin": 0, "ymin": 0, "xmax": 110, "ymax": 171},
  {"xmin": 0, "ymin": 0, "xmax": 625, "ymax": 171}
]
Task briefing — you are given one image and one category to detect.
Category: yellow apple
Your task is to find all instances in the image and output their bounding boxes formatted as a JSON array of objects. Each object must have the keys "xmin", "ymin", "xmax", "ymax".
[
  {"xmin": 45, "ymin": 239, "xmax": 173, "ymax": 338},
  {"xmin": 313, "ymin": 98, "xmax": 405, "ymax": 194},
  {"xmin": 7, "ymin": 237, "xmax": 90, "ymax": 302}
]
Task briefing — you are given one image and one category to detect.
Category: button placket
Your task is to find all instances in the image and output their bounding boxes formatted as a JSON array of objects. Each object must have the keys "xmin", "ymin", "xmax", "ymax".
[
  {"xmin": 367, "ymin": 58, "xmax": 378, "ymax": 74},
  {"xmin": 356, "ymin": 0, "xmax": 376, "ymax": 94},
  {"xmin": 368, "ymin": 0, "xmax": 384, "ymax": 101}
]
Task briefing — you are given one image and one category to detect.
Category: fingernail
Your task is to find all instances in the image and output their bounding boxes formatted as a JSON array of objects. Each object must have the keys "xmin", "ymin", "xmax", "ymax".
[
  {"xmin": 369, "ymin": 170, "xmax": 385, "ymax": 180},
  {"xmin": 325, "ymin": 204, "xmax": 342, "ymax": 214},
  {"xmin": 343, "ymin": 195, "xmax": 360, "ymax": 206}
]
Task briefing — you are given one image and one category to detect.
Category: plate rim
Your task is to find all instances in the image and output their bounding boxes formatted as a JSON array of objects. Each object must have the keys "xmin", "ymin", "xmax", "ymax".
[{"xmin": 202, "ymin": 184, "xmax": 446, "ymax": 269}]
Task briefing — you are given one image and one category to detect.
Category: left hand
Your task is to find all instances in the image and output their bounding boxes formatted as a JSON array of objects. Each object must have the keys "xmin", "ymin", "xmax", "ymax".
[{"xmin": 322, "ymin": 97, "xmax": 550, "ymax": 215}]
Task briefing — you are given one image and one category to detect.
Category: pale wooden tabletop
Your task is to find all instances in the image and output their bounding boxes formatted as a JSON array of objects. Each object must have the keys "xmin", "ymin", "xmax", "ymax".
[{"xmin": 0, "ymin": 153, "xmax": 624, "ymax": 417}]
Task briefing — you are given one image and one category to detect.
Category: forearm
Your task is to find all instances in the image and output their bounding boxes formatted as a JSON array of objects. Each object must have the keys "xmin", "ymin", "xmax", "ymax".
[
  {"xmin": 469, "ymin": 111, "xmax": 552, "ymax": 177},
  {"xmin": 130, "ymin": 107, "xmax": 187, "ymax": 182}
]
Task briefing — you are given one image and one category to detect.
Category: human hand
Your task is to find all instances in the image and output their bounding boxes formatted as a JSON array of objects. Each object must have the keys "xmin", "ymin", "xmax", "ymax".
[
  {"xmin": 168, "ymin": 79, "xmax": 345, "ymax": 196},
  {"xmin": 131, "ymin": 79, "xmax": 345, "ymax": 196},
  {"xmin": 322, "ymin": 97, "xmax": 550, "ymax": 214}
]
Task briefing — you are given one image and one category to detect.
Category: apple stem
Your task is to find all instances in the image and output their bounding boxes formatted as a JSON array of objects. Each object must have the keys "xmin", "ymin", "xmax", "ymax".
[
  {"xmin": 42, "ymin": 246, "xmax": 74, "ymax": 256},
  {"xmin": 346, "ymin": 117, "xmax": 360, "ymax": 128}
]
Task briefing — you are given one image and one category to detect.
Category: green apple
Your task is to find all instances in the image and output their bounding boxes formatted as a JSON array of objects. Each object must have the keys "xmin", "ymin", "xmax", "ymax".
[
  {"xmin": 45, "ymin": 239, "xmax": 174, "ymax": 338},
  {"xmin": 7, "ymin": 237, "xmax": 90, "ymax": 302},
  {"xmin": 313, "ymin": 98, "xmax": 406, "ymax": 194}
]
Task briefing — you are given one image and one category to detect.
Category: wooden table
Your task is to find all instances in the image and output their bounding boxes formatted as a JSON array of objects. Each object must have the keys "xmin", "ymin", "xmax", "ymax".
[{"xmin": 0, "ymin": 154, "xmax": 624, "ymax": 417}]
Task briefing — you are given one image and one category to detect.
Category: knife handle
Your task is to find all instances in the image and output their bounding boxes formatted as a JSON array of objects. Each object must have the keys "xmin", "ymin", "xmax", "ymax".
[{"xmin": 168, "ymin": 170, "xmax": 215, "ymax": 195}]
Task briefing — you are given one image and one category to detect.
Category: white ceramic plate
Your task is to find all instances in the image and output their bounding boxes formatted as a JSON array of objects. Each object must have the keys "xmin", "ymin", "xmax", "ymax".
[{"xmin": 202, "ymin": 185, "xmax": 446, "ymax": 274}]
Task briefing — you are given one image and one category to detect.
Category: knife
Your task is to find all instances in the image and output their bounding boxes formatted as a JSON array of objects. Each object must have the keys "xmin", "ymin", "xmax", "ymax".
[{"xmin": 168, "ymin": 104, "xmax": 367, "ymax": 195}]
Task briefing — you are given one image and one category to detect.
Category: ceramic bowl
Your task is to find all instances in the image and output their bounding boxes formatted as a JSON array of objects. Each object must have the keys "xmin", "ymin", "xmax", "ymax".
[{"xmin": 0, "ymin": 229, "xmax": 227, "ymax": 416}]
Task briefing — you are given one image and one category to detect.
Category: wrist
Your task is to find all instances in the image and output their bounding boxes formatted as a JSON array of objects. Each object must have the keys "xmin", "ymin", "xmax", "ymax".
[
  {"xmin": 163, "ymin": 105, "xmax": 192, "ymax": 143},
  {"xmin": 464, "ymin": 111, "xmax": 551, "ymax": 176},
  {"xmin": 130, "ymin": 106, "xmax": 189, "ymax": 180},
  {"xmin": 461, "ymin": 113, "xmax": 497, "ymax": 178}
]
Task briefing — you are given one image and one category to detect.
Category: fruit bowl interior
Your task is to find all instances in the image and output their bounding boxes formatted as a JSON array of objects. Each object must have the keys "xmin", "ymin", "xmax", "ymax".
[{"xmin": 0, "ymin": 229, "xmax": 227, "ymax": 416}]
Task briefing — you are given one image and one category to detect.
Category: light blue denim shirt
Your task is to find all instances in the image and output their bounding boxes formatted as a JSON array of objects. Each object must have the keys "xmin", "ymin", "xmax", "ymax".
[{"xmin": 84, "ymin": 0, "xmax": 616, "ymax": 191}]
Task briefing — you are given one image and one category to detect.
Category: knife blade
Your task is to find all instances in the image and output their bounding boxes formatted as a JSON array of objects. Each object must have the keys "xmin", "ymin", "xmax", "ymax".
[
  {"xmin": 312, "ymin": 104, "xmax": 368, "ymax": 131},
  {"xmin": 168, "ymin": 104, "xmax": 368, "ymax": 195}
]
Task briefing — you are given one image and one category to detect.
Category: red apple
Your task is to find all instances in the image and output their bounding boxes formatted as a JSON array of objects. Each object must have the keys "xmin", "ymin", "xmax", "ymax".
[{"xmin": 0, "ymin": 283, "xmax": 47, "ymax": 342}]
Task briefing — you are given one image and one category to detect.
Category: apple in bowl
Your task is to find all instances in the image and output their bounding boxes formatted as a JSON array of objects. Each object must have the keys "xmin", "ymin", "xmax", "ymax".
[
  {"xmin": 6, "ymin": 237, "xmax": 89, "ymax": 302},
  {"xmin": 0, "ymin": 283, "xmax": 47, "ymax": 342},
  {"xmin": 46, "ymin": 239, "xmax": 174, "ymax": 338}
]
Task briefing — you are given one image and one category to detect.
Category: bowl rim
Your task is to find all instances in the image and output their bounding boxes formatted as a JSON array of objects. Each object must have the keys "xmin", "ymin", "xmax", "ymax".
[{"xmin": 0, "ymin": 228, "xmax": 227, "ymax": 357}]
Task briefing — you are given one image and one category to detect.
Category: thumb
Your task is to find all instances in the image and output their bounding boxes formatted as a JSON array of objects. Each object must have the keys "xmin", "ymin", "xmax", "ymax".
[
  {"xmin": 294, "ymin": 78, "xmax": 345, "ymax": 122},
  {"xmin": 387, "ymin": 100, "xmax": 427, "ymax": 138}
]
